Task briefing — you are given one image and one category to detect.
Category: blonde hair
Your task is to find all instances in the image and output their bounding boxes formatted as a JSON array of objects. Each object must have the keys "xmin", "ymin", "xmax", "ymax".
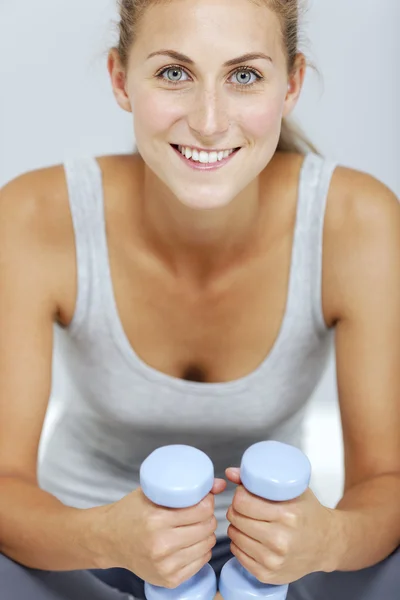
[{"xmin": 115, "ymin": 0, "xmax": 319, "ymax": 155}]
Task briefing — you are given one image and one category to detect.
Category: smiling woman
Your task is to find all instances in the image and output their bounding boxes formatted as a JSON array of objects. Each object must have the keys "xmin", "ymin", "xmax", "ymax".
[
  {"xmin": 109, "ymin": 0, "xmax": 315, "ymax": 210},
  {"xmin": 0, "ymin": 1, "xmax": 400, "ymax": 600}
]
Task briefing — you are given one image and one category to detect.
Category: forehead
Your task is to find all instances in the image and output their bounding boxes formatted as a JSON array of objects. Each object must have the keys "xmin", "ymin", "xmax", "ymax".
[{"xmin": 135, "ymin": 0, "xmax": 282, "ymax": 55}]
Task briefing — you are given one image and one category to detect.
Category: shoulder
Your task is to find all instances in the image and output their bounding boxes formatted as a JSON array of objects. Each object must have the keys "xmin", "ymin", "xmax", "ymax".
[
  {"xmin": 0, "ymin": 165, "xmax": 73, "ymax": 309},
  {"xmin": 0, "ymin": 164, "xmax": 69, "ymax": 239},
  {"xmin": 0, "ymin": 153, "xmax": 140, "ymax": 248},
  {"xmin": 327, "ymin": 165, "xmax": 399, "ymax": 234},
  {"xmin": 325, "ymin": 165, "xmax": 400, "ymax": 259},
  {"xmin": 324, "ymin": 165, "xmax": 400, "ymax": 321}
]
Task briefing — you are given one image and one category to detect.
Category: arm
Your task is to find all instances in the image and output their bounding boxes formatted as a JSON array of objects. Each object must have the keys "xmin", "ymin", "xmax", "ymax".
[
  {"xmin": 224, "ymin": 170, "xmax": 400, "ymax": 585},
  {"xmin": 0, "ymin": 173, "xmax": 106, "ymax": 571},
  {"xmin": 0, "ymin": 172, "xmax": 224, "ymax": 580},
  {"xmin": 323, "ymin": 169, "xmax": 400, "ymax": 570}
]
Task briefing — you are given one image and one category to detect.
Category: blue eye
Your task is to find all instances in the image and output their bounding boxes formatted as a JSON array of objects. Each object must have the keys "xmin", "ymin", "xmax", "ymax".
[
  {"xmin": 155, "ymin": 65, "xmax": 263, "ymax": 89},
  {"xmin": 231, "ymin": 69, "xmax": 261, "ymax": 86},
  {"xmin": 162, "ymin": 67, "xmax": 189, "ymax": 83}
]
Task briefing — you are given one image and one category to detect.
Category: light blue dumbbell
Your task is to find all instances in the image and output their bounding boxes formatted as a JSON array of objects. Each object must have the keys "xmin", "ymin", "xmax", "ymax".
[
  {"xmin": 219, "ymin": 441, "xmax": 311, "ymax": 600},
  {"xmin": 141, "ymin": 445, "xmax": 217, "ymax": 600}
]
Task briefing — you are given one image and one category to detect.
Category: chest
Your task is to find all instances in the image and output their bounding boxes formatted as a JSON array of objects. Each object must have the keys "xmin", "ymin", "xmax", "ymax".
[{"xmin": 106, "ymin": 236, "xmax": 293, "ymax": 383}]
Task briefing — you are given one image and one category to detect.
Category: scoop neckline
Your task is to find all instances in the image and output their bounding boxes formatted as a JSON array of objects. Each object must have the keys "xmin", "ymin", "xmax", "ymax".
[{"xmin": 94, "ymin": 153, "xmax": 312, "ymax": 395}]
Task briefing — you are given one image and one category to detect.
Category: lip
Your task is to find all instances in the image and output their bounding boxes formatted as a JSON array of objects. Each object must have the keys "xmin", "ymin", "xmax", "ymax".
[{"xmin": 170, "ymin": 144, "xmax": 240, "ymax": 171}]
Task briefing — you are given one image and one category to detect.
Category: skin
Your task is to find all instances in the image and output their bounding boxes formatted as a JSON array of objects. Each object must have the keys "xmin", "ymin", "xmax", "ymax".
[
  {"xmin": 0, "ymin": 0, "xmax": 400, "ymax": 588},
  {"xmin": 108, "ymin": 0, "xmax": 304, "ymax": 272}
]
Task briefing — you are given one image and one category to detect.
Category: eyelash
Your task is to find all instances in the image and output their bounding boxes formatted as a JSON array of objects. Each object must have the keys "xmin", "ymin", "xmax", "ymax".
[{"xmin": 155, "ymin": 65, "xmax": 264, "ymax": 90}]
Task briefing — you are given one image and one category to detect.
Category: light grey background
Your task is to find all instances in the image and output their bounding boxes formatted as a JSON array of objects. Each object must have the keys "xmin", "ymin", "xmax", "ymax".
[{"xmin": 0, "ymin": 0, "xmax": 399, "ymax": 507}]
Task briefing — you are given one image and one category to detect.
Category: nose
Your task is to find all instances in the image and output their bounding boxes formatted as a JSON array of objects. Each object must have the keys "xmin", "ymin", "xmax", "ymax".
[{"xmin": 187, "ymin": 87, "xmax": 230, "ymax": 140}]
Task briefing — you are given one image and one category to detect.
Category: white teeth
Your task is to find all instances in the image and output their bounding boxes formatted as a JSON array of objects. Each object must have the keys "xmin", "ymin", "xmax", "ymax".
[
  {"xmin": 199, "ymin": 151, "xmax": 208, "ymax": 164},
  {"xmin": 178, "ymin": 145, "xmax": 235, "ymax": 163}
]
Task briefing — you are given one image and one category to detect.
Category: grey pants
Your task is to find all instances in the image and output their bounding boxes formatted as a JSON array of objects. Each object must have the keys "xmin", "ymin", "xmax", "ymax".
[{"xmin": 1, "ymin": 539, "xmax": 399, "ymax": 600}]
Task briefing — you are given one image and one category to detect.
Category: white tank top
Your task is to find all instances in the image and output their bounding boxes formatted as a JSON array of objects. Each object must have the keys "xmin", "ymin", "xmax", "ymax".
[{"xmin": 39, "ymin": 152, "xmax": 337, "ymax": 538}]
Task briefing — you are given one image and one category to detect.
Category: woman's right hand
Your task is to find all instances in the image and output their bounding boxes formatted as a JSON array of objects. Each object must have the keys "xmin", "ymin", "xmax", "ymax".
[{"xmin": 100, "ymin": 478, "xmax": 226, "ymax": 588}]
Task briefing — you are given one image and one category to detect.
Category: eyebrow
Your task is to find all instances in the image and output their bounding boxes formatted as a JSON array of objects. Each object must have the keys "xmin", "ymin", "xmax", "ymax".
[{"xmin": 146, "ymin": 50, "xmax": 273, "ymax": 66}]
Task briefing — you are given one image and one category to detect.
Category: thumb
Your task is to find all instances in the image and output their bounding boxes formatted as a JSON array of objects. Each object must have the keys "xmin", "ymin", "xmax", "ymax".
[
  {"xmin": 211, "ymin": 478, "xmax": 227, "ymax": 495},
  {"xmin": 225, "ymin": 467, "xmax": 241, "ymax": 484}
]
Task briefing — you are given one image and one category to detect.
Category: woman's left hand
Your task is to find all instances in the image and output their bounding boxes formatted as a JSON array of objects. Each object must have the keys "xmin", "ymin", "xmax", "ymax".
[{"xmin": 225, "ymin": 467, "xmax": 339, "ymax": 585}]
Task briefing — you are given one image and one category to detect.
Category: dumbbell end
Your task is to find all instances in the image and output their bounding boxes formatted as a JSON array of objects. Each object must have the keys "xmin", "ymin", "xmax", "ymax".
[
  {"xmin": 219, "ymin": 558, "xmax": 289, "ymax": 600},
  {"xmin": 145, "ymin": 563, "xmax": 217, "ymax": 600},
  {"xmin": 241, "ymin": 441, "xmax": 311, "ymax": 501},
  {"xmin": 140, "ymin": 445, "xmax": 215, "ymax": 508}
]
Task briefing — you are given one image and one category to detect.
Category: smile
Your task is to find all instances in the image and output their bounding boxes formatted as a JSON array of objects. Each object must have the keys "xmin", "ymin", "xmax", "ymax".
[{"xmin": 170, "ymin": 144, "xmax": 241, "ymax": 171}]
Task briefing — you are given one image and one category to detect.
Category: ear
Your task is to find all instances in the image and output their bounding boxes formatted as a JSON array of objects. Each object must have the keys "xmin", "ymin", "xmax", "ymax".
[
  {"xmin": 107, "ymin": 48, "xmax": 132, "ymax": 113},
  {"xmin": 282, "ymin": 52, "xmax": 307, "ymax": 119}
]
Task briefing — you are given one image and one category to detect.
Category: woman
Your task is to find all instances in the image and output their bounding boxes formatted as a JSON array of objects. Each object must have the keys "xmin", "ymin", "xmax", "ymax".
[{"xmin": 0, "ymin": 0, "xmax": 399, "ymax": 599}]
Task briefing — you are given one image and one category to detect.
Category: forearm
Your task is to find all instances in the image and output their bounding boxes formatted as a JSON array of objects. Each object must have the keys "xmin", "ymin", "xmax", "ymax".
[
  {"xmin": 330, "ymin": 473, "xmax": 400, "ymax": 571},
  {"xmin": 0, "ymin": 476, "xmax": 109, "ymax": 571}
]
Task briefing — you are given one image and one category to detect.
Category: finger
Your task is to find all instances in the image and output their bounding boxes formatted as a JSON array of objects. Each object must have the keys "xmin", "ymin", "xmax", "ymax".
[
  {"xmin": 167, "ymin": 537, "xmax": 215, "ymax": 578},
  {"xmin": 174, "ymin": 551, "xmax": 213, "ymax": 587},
  {"xmin": 167, "ymin": 494, "xmax": 215, "ymax": 526},
  {"xmin": 225, "ymin": 468, "xmax": 241, "ymax": 484},
  {"xmin": 227, "ymin": 507, "xmax": 267, "ymax": 546},
  {"xmin": 174, "ymin": 534, "xmax": 216, "ymax": 570},
  {"xmin": 230, "ymin": 541, "xmax": 274, "ymax": 585},
  {"xmin": 211, "ymin": 478, "xmax": 227, "ymax": 494},
  {"xmin": 232, "ymin": 486, "xmax": 286, "ymax": 521},
  {"xmin": 171, "ymin": 516, "xmax": 218, "ymax": 550},
  {"xmin": 228, "ymin": 524, "xmax": 265, "ymax": 564}
]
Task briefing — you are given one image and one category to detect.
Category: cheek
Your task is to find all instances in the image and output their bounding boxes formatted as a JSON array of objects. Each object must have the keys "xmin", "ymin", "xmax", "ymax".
[
  {"xmin": 239, "ymin": 100, "xmax": 283, "ymax": 139},
  {"xmin": 132, "ymin": 89, "xmax": 182, "ymax": 134}
]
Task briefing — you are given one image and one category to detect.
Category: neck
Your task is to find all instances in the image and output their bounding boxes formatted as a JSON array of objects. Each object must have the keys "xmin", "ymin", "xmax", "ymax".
[{"xmin": 138, "ymin": 163, "xmax": 263, "ymax": 285}]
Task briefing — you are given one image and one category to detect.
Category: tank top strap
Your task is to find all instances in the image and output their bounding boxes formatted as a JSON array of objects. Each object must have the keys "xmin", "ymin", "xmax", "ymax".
[
  {"xmin": 292, "ymin": 152, "xmax": 338, "ymax": 336},
  {"xmin": 63, "ymin": 156, "xmax": 107, "ymax": 336}
]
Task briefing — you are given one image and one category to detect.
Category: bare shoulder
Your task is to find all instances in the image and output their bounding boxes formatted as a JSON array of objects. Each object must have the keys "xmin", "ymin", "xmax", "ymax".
[
  {"xmin": 0, "ymin": 164, "xmax": 70, "ymax": 241},
  {"xmin": 0, "ymin": 165, "xmax": 73, "ymax": 316},
  {"xmin": 325, "ymin": 165, "xmax": 400, "ymax": 262},
  {"xmin": 326, "ymin": 165, "xmax": 400, "ymax": 233},
  {"xmin": 323, "ymin": 165, "xmax": 400, "ymax": 322}
]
